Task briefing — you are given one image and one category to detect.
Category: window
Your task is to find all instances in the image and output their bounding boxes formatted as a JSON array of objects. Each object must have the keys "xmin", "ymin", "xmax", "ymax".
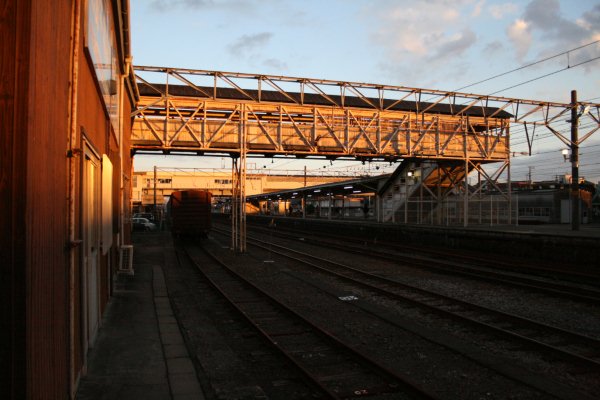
[{"xmin": 519, "ymin": 207, "xmax": 551, "ymax": 217}]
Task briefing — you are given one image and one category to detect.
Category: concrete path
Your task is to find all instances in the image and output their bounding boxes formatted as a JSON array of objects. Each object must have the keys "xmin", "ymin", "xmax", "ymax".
[{"xmin": 76, "ymin": 233, "xmax": 204, "ymax": 400}]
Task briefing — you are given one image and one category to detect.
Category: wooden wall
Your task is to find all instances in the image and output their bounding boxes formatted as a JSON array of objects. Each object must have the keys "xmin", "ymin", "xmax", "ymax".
[{"xmin": 1, "ymin": 0, "xmax": 134, "ymax": 398}]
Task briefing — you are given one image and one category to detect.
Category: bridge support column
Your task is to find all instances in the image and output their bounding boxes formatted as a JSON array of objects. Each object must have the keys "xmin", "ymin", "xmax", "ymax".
[
  {"xmin": 231, "ymin": 106, "xmax": 247, "ymax": 252},
  {"xmin": 231, "ymin": 157, "xmax": 246, "ymax": 252}
]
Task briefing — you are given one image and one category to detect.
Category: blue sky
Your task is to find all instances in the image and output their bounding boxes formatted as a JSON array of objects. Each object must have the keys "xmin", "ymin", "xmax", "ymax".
[{"xmin": 130, "ymin": 0, "xmax": 600, "ymax": 182}]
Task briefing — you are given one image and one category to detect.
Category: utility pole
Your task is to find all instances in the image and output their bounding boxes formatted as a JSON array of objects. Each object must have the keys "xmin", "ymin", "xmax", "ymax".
[
  {"xmin": 153, "ymin": 165, "xmax": 157, "ymax": 219},
  {"xmin": 304, "ymin": 165, "xmax": 307, "ymax": 187},
  {"xmin": 570, "ymin": 90, "xmax": 580, "ymax": 231}
]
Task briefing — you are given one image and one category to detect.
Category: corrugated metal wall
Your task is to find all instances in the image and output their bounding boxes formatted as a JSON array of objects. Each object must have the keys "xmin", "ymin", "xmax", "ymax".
[
  {"xmin": 1, "ymin": 0, "xmax": 134, "ymax": 398},
  {"xmin": 25, "ymin": 1, "xmax": 73, "ymax": 398},
  {"xmin": 1, "ymin": 0, "xmax": 31, "ymax": 397}
]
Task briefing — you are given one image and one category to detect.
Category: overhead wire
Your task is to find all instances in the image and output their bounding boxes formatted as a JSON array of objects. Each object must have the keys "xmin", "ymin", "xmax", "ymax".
[
  {"xmin": 487, "ymin": 56, "xmax": 600, "ymax": 96},
  {"xmin": 452, "ymin": 39, "xmax": 600, "ymax": 93},
  {"xmin": 435, "ymin": 41, "xmax": 600, "ymax": 181},
  {"xmin": 256, "ymin": 42, "xmax": 600, "ymax": 179}
]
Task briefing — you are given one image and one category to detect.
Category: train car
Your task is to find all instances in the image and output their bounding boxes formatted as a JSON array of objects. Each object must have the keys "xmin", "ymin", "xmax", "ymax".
[{"xmin": 167, "ymin": 190, "xmax": 212, "ymax": 237}]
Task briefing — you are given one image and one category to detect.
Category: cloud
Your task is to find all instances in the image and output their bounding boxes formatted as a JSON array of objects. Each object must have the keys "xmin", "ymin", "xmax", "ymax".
[
  {"xmin": 429, "ymin": 29, "xmax": 478, "ymax": 61},
  {"xmin": 506, "ymin": 0, "xmax": 600, "ymax": 69},
  {"xmin": 227, "ymin": 32, "xmax": 273, "ymax": 56},
  {"xmin": 522, "ymin": 0, "xmax": 589, "ymax": 45},
  {"xmin": 364, "ymin": 0, "xmax": 483, "ymax": 86},
  {"xmin": 149, "ymin": 0, "xmax": 264, "ymax": 13},
  {"xmin": 472, "ymin": 0, "xmax": 485, "ymax": 17},
  {"xmin": 362, "ymin": 0, "xmax": 598, "ymax": 90},
  {"xmin": 369, "ymin": 1, "xmax": 478, "ymax": 58},
  {"xmin": 523, "ymin": 0, "xmax": 561, "ymax": 31},
  {"xmin": 528, "ymin": 0, "xmax": 598, "ymax": 47},
  {"xmin": 262, "ymin": 58, "xmax": 287, "ymax": 70},
  {"xmin": 225, "ymin": 34, "xmax": 289, "ymax": 72},
  {"xmin": 506, "ymin": 19, "xmax": 532, "ymax": 60},
  {"xmin": 489, "ymin": 3, "xmax": 519, "ymax": 19},
  {"xmin": 581, "ymin": 4, "xmax": 600, "ymax": 30},
  {"xmin": 150, "ymin": 0, "xmax": 213, "ymax": 10},
  {"xmin": 483, "ymin": 40, "xmax": 505, "ymax": 56}
]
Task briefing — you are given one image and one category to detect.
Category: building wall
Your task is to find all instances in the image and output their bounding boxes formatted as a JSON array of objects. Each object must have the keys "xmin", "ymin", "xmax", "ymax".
[
  {"xmin": 27, "ymin": 1, "xmax": 74, "ymax": 396},
  {"xmin": 2, "ymin": 1, "xmax": 37, "ymax": 398},
  {"xmin": 1, "ymin": 1, "xmax": 133, "ymax": 398},
  {"xmin": 131, "ymin": 170, "xmax": 352, "ymax": 207},
  {"xmin": 0, "ymin": 1, "xmax": 75, "ymax": 398},
  {"xmin": 515, "ymin": 189, "xmax": 594, "ymax": 224}
]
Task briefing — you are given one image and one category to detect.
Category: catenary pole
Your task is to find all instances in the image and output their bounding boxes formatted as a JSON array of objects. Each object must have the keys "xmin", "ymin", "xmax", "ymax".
[{"xmin": 570, "ymin": 90, "xmax": 580, "ymax": 231}]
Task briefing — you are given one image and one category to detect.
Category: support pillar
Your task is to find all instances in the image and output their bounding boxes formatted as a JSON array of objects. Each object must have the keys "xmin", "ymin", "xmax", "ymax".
[
  {"xmin": 463, "ymin": 119, "xmax": 469, "ymax": 227},
  {"xmin": 404, "ymin": 172, "xmax": 408, "ymax": 224},
  {"xmin": 507, "ymin": 121, "xmax": 513, "ymax": 225},
  {"xmin": 302, "ymin": 195, "xmax": 306, "ymax": 219},
  {"xmin": 231, "ymin": 106, "xmax": 247, "ymax": 252}
]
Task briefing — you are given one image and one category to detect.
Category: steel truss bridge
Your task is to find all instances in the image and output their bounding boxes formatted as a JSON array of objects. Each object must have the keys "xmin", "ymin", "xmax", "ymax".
[{"xmin": 131, "ymin": 66, "xmax": 600, "ymax": 251}]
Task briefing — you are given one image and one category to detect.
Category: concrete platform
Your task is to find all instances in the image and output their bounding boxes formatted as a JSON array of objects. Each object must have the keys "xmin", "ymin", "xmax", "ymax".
[{"xmin": 76, "ymin": 233, "xmax": 205, "ymax": 400}]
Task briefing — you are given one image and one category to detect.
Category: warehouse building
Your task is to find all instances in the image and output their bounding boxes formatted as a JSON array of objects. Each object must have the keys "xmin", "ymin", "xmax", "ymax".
[{"xmin": 1, "ymin": 1, "xmax": 135, "ymax": 397}]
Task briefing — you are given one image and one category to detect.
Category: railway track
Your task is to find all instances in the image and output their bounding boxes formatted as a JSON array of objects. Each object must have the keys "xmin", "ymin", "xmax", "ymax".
[
  {"xmin": 182, "ymin": 242, "xmax": 440, "ymax": 400},
  {"xmin": 233, "ymin": 230, "xmax": 600, "ymax": 371},
  {"xmin": 229, "ymin": 221, "xmax": 600, "ymax": 304},
  {"xmin": 210, "ymin": 226, "xmax": 599, "ymax": 399}
]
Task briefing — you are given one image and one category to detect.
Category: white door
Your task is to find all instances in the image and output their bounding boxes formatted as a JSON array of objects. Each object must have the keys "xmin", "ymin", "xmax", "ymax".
[{"xmin": 83, "ymin": 150, "xmax": 101, "ymax": 349}]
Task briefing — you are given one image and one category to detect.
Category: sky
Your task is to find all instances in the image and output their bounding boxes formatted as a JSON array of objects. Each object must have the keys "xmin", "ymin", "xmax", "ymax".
[{"xmin": 130, "ymin": 0, "xmax": 600, "ymax": 183}]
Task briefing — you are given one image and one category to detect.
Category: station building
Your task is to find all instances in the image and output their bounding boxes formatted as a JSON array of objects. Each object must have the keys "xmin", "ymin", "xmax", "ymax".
[
  {"xmin": 511, "ymin": 176, "xmax": 596, "ymax": 224},
  {"xmin": 2, "ymin": 1, "xmax": 135, "ymax": 397}
]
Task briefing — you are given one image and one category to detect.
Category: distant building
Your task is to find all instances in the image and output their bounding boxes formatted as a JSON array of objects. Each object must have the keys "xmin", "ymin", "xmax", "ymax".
[
  {"xmin": 131, "ymin": 169, "xmax": 354, "ymax": 212},
  {"xmin": 510, "ymin": 175, "xmax": 595, "ymax": 224}
]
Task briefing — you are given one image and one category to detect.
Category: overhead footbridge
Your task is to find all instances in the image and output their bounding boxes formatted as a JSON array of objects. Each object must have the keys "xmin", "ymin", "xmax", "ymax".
[
  {"xmin": 130, "ymin": 66, "xmax": 600, "ymax": 250},
  {"xmin": 131, "ymin": 67, "xmax": 512, "ymax": 163}
]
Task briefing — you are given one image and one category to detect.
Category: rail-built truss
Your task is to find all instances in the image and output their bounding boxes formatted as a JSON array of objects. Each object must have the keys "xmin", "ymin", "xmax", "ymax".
[{"xmin": 130, "ymin": 66, "xmax": 600, "ymax": 250}]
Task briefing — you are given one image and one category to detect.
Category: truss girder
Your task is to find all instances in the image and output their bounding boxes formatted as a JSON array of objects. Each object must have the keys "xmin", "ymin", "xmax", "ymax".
[
  {"xmin": 132, "ymin": 96, "xmax": 510, "ymax": 161},
  {"xmin": 131, "ymin": 67, "xmax": 600, "ymax": 162},
  {"xmin": 132, "ymin": 66, "xmax": 600, "ymax": 160}
]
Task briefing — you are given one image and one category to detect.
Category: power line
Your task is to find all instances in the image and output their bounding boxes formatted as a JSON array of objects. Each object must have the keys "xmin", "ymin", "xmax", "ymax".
[
  {"xmin": 487, "ymin": 56, "xmax": 600, "ymax": 96},
  {"xmin": 453, "ymin": 39, "xmax": 600, "ymax": 93}
]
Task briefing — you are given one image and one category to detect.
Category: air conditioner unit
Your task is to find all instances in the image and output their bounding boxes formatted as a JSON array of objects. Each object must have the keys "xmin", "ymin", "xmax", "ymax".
[{"xmin": 119, "ymin": 245, "xmax": 134, "ymax": 275}]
